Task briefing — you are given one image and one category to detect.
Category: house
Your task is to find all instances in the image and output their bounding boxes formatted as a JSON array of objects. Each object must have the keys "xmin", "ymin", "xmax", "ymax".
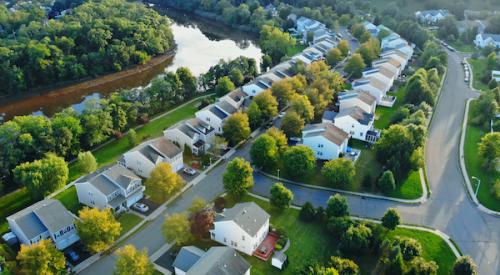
[
  {"xmin": 474, "ymin": 33, "xmax": 500, "ymax": 48},
  {"xmin": 210, "ymin": 202, "xmax": 270, "ymax": 255},
  {"xmin": 337, "ymin": 90, "xmax": 377, "ymax": 114},
  {"xmin": 352, "ymin": 77, "xmax": 387, "ymax": 103},
  {"xmin": 173, "ymin": 246, "xmax": 251, "ymax": 275},
  {"xmin": 364, "ymin": 21, "xmax": 380, "ymax": 37},
  {"xmin": 121, "ymin": 137, "xmax": 183, "ymax": 177},
  {"xmin": 220, "ymin": 89, "xmax": 247, "ymax": 109},
  {"xmin": 7, "ymin": 199, "xmax": 79, "ymax": 250},
  {"xmin": 195, "ymin": 100, "xmax": 238, "ymax": 133},
  {"xmin": 415, "ymin": 10, "xmax": 450, "ymax": 24},
  {"xmin": 362, "ymin": 66, "xmax": 397, "ymax": 89},
  {"xmin": 75, "ymin": 164, "xmax": 144, "ymax": 212},
  {"xmin": 301, "ymin": 123, "xmax": 349, "ymax": 160},
  {"xmin": 164, "ymin": 118, "xmax": 215, "ymax": 156},
  {"xmin": 296, "ymin": 16, "xmax": 326, "ymax": 35},
  {"xmin": 325, "ymin": 106, "xmax": 375, "ymax": 141},
  {"xmin": 378, "ymin": 51, "xmax": 408, "ymax": 74},
  {"xmin": 492, "ymin": 70, "xmax": 500, "ymax": 82}
]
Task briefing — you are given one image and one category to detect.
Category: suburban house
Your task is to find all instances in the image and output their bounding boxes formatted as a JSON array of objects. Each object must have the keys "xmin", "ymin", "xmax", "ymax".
[
  {"xmin": 324, "ymin": 106, "xmax": 376, "ymax": 141},
  {"xmin": 295, "ymin": 16, "xmax": 326, "ymax": 36},
  {"xmin": 173, "ymin": 246, "xmax": 251, "ymax": 275},
  {"xmin": 373, "ymin": 58, "xmax": 402, "ymax": 78},
  {"xmin": 474, "ymin": 33, "xmax": 500, "ymax": 48},
  {"xmin": 364, "ymin": 21, "xmax": 380, "ymax": 37},
  {"xmin": 242, "ymin": 77, "xmax": 272, "ymax": 97},
  {"xmin": 220, "ymin": 89, "xmax": 247, "ymax": 109},
  {"xmin": 121, "ymin": 137, "xmax": 183, "ymax": 177},
  {"xmin": 337, "ymin": 90, "xmax": 377, "ymax": 114},
  {"xmin": 164, "ymin": 118, "xmax": 215, "ymax": 156},
  {"xmin": 415, "ymin": 9, "xmax": 450, "ymax": 24},
  {"xmin": 352, "ymin": 77, "xmax": 387, "ymax": 103},
  {"xmin": 492, "ymin": 70, "xmax": 500, "ymax": 82},
  {"xmin": 195, "ymin": 100, "xmax": 238, "ymax": 133},
  {"xmin": 75, "ymin": 164, "xmax": 144, "ymax": 212},
  {"xmin": 7, "ymin": 199, "xmax": 79, "ymax": 250},
  {"xmin": 210, "ymin": 202, "xmax": 270, "ymax": 256},
  {"xmin": 362, "ymin": 66, "xmax": 397, "ymax": 89},
  {"xmin": 301, "ymin": 123, "xmax": 349, "ymax": 160},
  {"xmin": 378, "ymin": 51, "xmax": 408, "ymax": 73}
]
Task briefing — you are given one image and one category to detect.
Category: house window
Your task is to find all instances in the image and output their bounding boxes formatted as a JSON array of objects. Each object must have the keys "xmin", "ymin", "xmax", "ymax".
[
  {"xmin": 242, "ymin": 235, "xmax": 245, "ymax": 241},
  {"xmin": 206, "ymin": 117, "xmax": 210, "ymax": 122},
  {"xmin": 318, "ymin": 144, "xmax": 323, "ymax": 148}
]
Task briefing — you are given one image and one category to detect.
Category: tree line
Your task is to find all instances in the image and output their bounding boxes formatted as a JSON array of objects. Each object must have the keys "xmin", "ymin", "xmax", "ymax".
[{"xmin": 0, "ymin": 0, "xmax": 174, "ymax": 96}]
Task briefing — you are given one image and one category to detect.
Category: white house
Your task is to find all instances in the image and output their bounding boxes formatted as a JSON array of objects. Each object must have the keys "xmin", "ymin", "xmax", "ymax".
[
  {"xmin": 492, "ymin": 70, "xmax": 500, "ymax": 82},
  {"xmin": 75, "ymin": 164, "xmax": 144, "ymax": 212},
  {"xmin": 325, "ymin": 106, "xmax": 375, "ymax": 141},
  {"xmin": 220, "ymin": 89, "xmax": 247, "ymax": 109},
  {"xmin": 242, "ymin": 78, "xmax": 272, "ymax": 97},
  {"xmin": 352, "ymin": 77, "xmax": 387, "ymax": 103},
  {"xmin": 195, "ymin": 100, "xmax": 238, "ymax": 133},
  {"xmin": 7, "ymin": 199, "xmax": 79, "ymax": 250},
  {"xmin": 164, "ymin": 118, "xmax": 215, "ymax": 156},
  {"xmin": 363, "ymin": 66, "xmax": 397, "ymax": 89},
  {"xmin": 173, "ymin": 246, "xmax": 251, "ymax": 275},
  {"xmin": 377, "ymin": 51, "xmax": 407, "ymax": 74},
  {"xmin": 337, "ymin": 90, "xmax": 377, "ymax": 114},
  {"xmin": 121, "ymin": 137, "xmax": 183, "ymax": 177},
  {"xmin": 415, "ymin": 10, "xmax": 450, "ymax": 24},
  {"xmin": 364, "ymin": 21, "xmax": 380, "ymax": 37},
  {"xmin": 301, "ymin": 123, "xmax": 349, "ymax": 160},
  {"xmin": 210, "ymin": 202, "xmax": 270, "ymax": 256},
  {"xmin": 474, "ymin": 33, "xmax": 500, "ymax": 49},
  {"xmin": 296, "ymin": 16, "xmax": 326, "ymax": 35}
]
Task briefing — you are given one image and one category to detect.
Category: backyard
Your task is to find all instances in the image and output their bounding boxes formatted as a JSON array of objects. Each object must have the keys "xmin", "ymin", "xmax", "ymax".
[
  {"xmin": 464, "ymin": 101, "xmax": 500, "ymax": 211},
  {"xmin": 226, "ymin": 194, "xmax": 456, "ymax": 275},
  {"xmin": 468, "ymin": 58, "xmax": 489, "ymax": 91},
  {"xmin": 374, "ymin": 85, "xmax": 406, "ymax": 130}
]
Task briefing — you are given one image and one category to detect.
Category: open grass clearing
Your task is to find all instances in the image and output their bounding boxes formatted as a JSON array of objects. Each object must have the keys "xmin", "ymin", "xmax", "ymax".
[
  {"xmin": 468, "ymin": 58, "xmax": 489, "ymax": 91},
  {"xmin": 54, "ymin": 186, "xmax": 83, "ymax": 215},
  {"xmin": 374, "ymin": 85, "xmax": 406, "ymax": 130}
]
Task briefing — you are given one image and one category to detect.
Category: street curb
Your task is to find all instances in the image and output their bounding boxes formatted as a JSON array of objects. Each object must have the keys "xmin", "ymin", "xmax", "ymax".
[
  {"xmin": 256, "ymin": 169, "xmax": 426, "ymax": 204},
  {"xmin": 458, "ymin": 99, "xmax": 500, "ymax": 216}
]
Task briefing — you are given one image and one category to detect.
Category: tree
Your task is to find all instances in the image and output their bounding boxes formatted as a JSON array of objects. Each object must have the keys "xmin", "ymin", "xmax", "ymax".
[
  {"xmin": 282, "ymin": 145, "xmax": 316, "ymax": 179},
  {"xmin": 395, "ymin": 237, "xmax": 422, "ymax": 261},
  {"xmin": 190, "ymin": 209, "xmax": 215, "ymax": 238},
  {"xmin": 407, "ymin": 257, "xmax": 438, "ymax": 275},
  {"xmin": 127, "ymin": 129, "xmax": 138, "ymax": 147},
  {"xmin": 487, "ymin": 52, "xmax": 498, "ymax": 70},
  {"xmin": 280, "ymin": 111, "xmax": 305, "ymax": 138},
  {"xmin": 351, "ymin": 23, "xmax": 366, "ymax": 39},
  {"xmin": 215, "ymin": 76, "xmax": 235, "ymax": 96},
  {"xmin": 229, "ymin": 67, "xmax": 244, "ymax": 86},
  {"xmin": 478, "ymin": 132, "xmax": 500, "ymax": 172},
  {"xmin": 247, "ymin": 101, "xmax": 263, "ymax": 129},
  {"xmin": 381, "ymin": 208, "xmax": 400, "ymax": 230},
  {"xmin": 452, "ymin": 256, "xmax": 477, "ymax": 275},
  {"xmin": 492, "ymin": 179, "xmax": 500, "ymax": 200},
  {"xmin": 327, "ymin": 216, "xmax": 353, "ymax": 236},
  {"xmin": 326, "ymin": 48, "xmax": 343, "ymax": 67},
  {"xmin": 76, "ymin": 207, "xmax": 121, "ymax": 253},
  {"xmin": 114, "ymin": 245, "xmax": 154, "ymax": 275},
  {"xmin": 250, "ymin": 134, "xmax": 278, "ymax": 170},
  {"xmin": 289, "ymin": 94, "xmax": 314, "ymax": 122},
  {"xmin": 270, "ymin": 182, "xmax": 293, "ymax": 209},
  {"xmin": 340, "ymin": 224, "xmax": 372, "ymax": 252},
  {"xmin": 188, "ymin": 197, "xmax": 207, "ymax": 214},
  {"xmin": 259, "ymin": 25, "xmax": 295, "ymax": 63},
  {"xmin": 300, "ymin": 202, "xmax": 316, "ymax": 222},
  {"xmin": 337, "ymin": 40, "xmax": 350, "ymax": 57},
  {"xmin": 271, "ymin": 79, "xmax": 295, "ymax": 107},
  {"xmin": 177, "ymin": 67, "xmax": 197, "ymax": 99},
  {"xmin": 146, "ymin": 163, "xmax": 186, "ymax": 204},
  {"xmin": 162, "ymin": 213, "xmax": 192, "ymax": 246},
  {"xmin": 223, "ymin": 157, "xmax": 253, "ymax": 197},
  {"xmin": 321, "ymin": 158, "xmax": 355, "ymax": 187},
  {"xmin": 13, "ymin": 153, "xmax": 68, "ymax": 199},
  {"xmin": 77, "ymin": 151, "xmax": 97, "ymax": 174},
  {"xmin": 378, "ymin": 170, "xmax": 396, "ymax": 193},
  {"xmin": 223, "ymin": 112, "xmax": 251, "ymax": 146},
  {"xmin": 17, "ymin": 239, "xmax": 66, "ymax": 275},
  {"xmin": 253, "ymin": 90, "xmax": 278, "ymax": 122},
  {"xmin": 344, "ymin": 53, "xmax": 366, "ymax": 78},
  {"xmin": 327, "ymin": 194, "xmax": 349, "ymax": 218},
  {"xmin": 329, "ymin": 256, "xmax": 360, "ymax": 275}
]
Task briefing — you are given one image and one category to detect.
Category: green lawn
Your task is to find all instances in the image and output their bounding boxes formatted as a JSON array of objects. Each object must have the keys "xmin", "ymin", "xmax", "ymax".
[
  {"xmin": 0, "ymin": 188, "xmax": 33, "ymax": 235},
  {"xmin": 229, "ymin": 194, "xmax": 456, "ymax": 275},
  {"xmin": 374, "ymin": 86, "xmax": 406, "ymax": 130},
  {"xmin": 448, "ymin": 41, "xmax": 476, "ymax": 53},
  {"xmin": 54, "ymin": 186, "xmax": 83, "ymax": 215},
  {"xmin": 464, "ymin": 101, "xmax": 500, "ymax": 211},
  {"xmin": 117, "ymin": 213, "xmax": 143, "ymax": 237},
  {"xmin": 287, "ymin": 44, "xmax": 306, "ymax": 57},
  {"xmin": 468, "ymin": 58, "xmax": 489, "ymax": 91}
]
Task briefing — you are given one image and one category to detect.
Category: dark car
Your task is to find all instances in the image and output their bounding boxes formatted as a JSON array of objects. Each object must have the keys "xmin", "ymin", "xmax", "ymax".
[{"xmin": 66, "ymin": 249, "xmax": 79, "ymax": 262}]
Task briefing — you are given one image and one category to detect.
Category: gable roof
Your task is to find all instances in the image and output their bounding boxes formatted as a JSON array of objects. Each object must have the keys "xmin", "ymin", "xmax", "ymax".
[
  {"xmin": 102, "ymin": 164, "xmax": 140, "ymax": 190},
  {"xmin": 303, "ymin": 123, "xmax": 349, "ymax": 146},
  {"xmin": 227, "ymin": 89, "xmax": 246, "ymax": 102},
  {"xmin": 186, "ymin": 247, "xmax": 251, "ymax": 275},
  {"xmin": 216, "ymin": 101, "xmax": 238, "ymax": 115},
  {"xmin": 479, "ymin": 33, "xmax": 500, "ymax": 43},
  {"xmin": 77, "ymin": 164, "xmax": 140, "ymax": 194},
  {"xmin": 209, "ymin": 105, "xmax": 228, "ymax": 119},
  {"xmin": 338, "ymin": 90, "xmax": 376, "ymax": 106},
  {"xmin": 135, "ymin": 138, "xmax": 182, "ymax": 162},
  {"xmin": 173, "ymin": 246, "xmax": 205, "ymax": 273},
  {"xmin": 336, "ymin": 106, "xmax": 374, "ymax": 125},
  {"xmin": 215, "ymin": 202, "xmax": 269, "ymax": 236}
]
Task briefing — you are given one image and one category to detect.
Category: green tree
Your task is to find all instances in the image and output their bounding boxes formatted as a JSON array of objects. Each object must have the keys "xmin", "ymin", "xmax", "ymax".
[
  {"xmin": 376, "ymin": 124, "xmax": 418, "ymax": 178},
  {"xmin": 280, "ymin": 111, "xmax": 304, "ymax": 138},
  {"xmin": 259, "ymin": 25, "xmax": 296, "ymax": 63},
  {"xmin": 250, "ymin": 134, "xmax": 278, "ymax": 170},
  {"xmin": 114, "ymin": 245, "xmax": 154, "ymax": 275},
  {"xmin": 266, "ymin": 127, "xmax": 288, "ymax": 154},
  {"xmin": 127, "ymin": 129, "xmax": 138, "ymax": 147},
  {"xmin": 321, "ymin": 158, "xmax": 355, "ymax": 187},
  {"xmin": 407, "ymin": 257, "xmax": 438, "ymax": 275},
  {"xmin": 17, "ymin": 239, "xmax": 66, "ymax": 275},
  {"xmin": 486, "ymin": 51, "xmax": 497, "ymax": 70},
  {"xmin": 478, "ymin": 132, "xmax": 500, "ymax": 172},
  {"xmin": 188, "ymin": 197, "xmax": 207, "ymax": 214},
  {"xmin": 452, "ymin": 256, "xmax": 477, "ymax": 275},
  {"xmin": 327, "ymin": 216, "xmax": 353, "ymax": 236},
  {"xmin": 162, "ymin": 213, "xmax": 192, "ymax": 246},
  {"xmin": 176, "ymin": 67, "xmax": 197, "ymax": 99},
  {"xmin": 340, "ymin": 224, "xmax": 372, "ymax": 252},
  {"xmin": 146, "ymin": 163, "xmax": 186, "ymax": 204},
  {"xmin": 229, "ymin": 67, "xmax": 244, "ymax": 86},
  {"xmin": 253, "ymin": 90, "xmax": 278, "ymax": 122},
  {"xmin": 300, "ymin": 201, "xmax": 316, "ymax": 222},
  {"xmin": 329, "ymin": 256, "xmax": 360, "ymax": 275},
  {"xmin": 282, "ymin": 145, "xmax": 316, "ymax": 179},
  {"xmin": 289, "ymin": 94, "xmax": 314, "ymax": 123},
  {"xmin": 215, "ymin": 76, "xmax": 235, "ymax": 96},
  {"xmin": 326, "ymin": 48, "xmax": 343, "ymax": 67},
  {"xmin": 378, "ymin": 170, "xmax": 396, "ymax": 193},
  {"xmin": 326, "ymin": 194, "xmax": 349, "ymax": 218},
  {"xmin": 76, "ymin": 207, "xmax": 121, "ymax": 253},
  {"xmin": 247, "ymin": 101, "xmax": 263, "ymax": 129},
  {"xmin": 344, "ymin": 53, "xmax": 366, "ymax": 78},
  {"xmin": 270, "ymin": 182, "xmax": 293, "ymax": 209},
  {"xmin": 337, "ymin": 40, "xmax": 350, "ymax": 57},
  {"xmin": 381, "ymin": 208, "xmax": 400, "ymax": 230},
  {"xmin": 13, "ymin": 153, "xmax": 68, "ymax": 198},
  {"xmin": 223, "ymin": 157, "xmax": 253, "ymax": 197},
  {"xmin": 271, "ymin": 79, "xmax": 296, "ymax": 108},
  {"xmin": 223, "ymin": 112, "xmax": 251, "ymax": 146},
  {"xmin": 395, "ymin": 237, "xmax": 422, "ymax": 261},
  {"xmin": 77, "ymin": 151, "xmax": 97, "ymax": 174}
]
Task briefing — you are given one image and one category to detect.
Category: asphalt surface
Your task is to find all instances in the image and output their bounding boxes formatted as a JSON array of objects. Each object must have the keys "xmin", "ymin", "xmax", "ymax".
[{"xmin": 81, "ymin": 50, "xmax": 500, "ymax": 275}]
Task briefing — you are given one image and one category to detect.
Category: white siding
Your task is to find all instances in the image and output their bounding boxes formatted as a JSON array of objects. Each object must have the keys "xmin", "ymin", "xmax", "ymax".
[
  {"xmin": 339, "ymin": 98, "xmax": 375, "ymax": 114},
  {"xmin": 123, "ymin": 151, "xmax": 156, "ymax": 178},
  {"xmin": 242, "ymin": 83, "xmax": 265, "ymax": 97},
  {"xmin": 195, "ymin": 109, "xmax": 224, "ymax": 134},
  {"xmin": 75, "ymin": 182, "xmax": 109, "ymax": 209},
  {"xmin": 333, "ymin": 116, "xmax": 372, "ymax": 141},
  {"xmin": 210, "ymin": 219, "xmax": 269, "ymax": 255},
  {"xmin": 302, "ymin": 135, "xmax": 343, "ymax": 160}
]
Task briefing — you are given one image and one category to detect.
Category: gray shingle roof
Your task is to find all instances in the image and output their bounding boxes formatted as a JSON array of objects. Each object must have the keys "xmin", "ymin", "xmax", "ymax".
[
  {"xmin": 173, "ymin": 246, "xmax": 205, "ymax": 272},
  {"xmin": 336, "ymin": 106, "xmax": 374, "ymax": 125},
  {"xmin": 88, "ymin": 174, "xmax": 118, "ymax": 195},
  {"xmin": 215, "ymin": 202, "xmax": 269, "ymax": 237},
  {"xmin": 78, "ymin": 164, "xmax": 140, "ymax": 194},
  {"xmin": 103, "ymin": 165, "xmax": 139, "ymax": 190},
  {"xmin": 303, "ymin": 123, "xmax": 349, "ymax": 146},
  {"xmin": 216, "ymin": 101, "xmax": 237, "ymax": 115},
  {"xmin": 186, "ymin": 247, "xmax": 251, "ymax": 275},
  {"xmin": 209, "ymin": 106, "xmax": 228, "ymax": 119}
]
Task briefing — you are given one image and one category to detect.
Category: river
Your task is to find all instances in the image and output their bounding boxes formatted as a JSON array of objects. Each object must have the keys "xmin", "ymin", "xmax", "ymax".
[{"xmin": 0, "ymin": 8, "xmax": 262, "ymax": 121}]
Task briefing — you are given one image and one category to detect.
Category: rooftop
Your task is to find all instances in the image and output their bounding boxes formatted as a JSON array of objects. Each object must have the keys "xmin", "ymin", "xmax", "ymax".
[
  {"xmin": 303, "ymin": 123, "xmax": 349, "ymax": 146},
  {"xmin": 336, "ymin": 106, "xmax": 374, "ymax": 125},
  {"xmin": 186, "ymin": 247, "xmax": 251, "ymax": 275},
  {"xmin": 173, "ymin": 246, "xmax": 205, "ymax": 273},
  {"xmin": 215, "ymin": 202, "xmax": 270, "ymax": 236}
]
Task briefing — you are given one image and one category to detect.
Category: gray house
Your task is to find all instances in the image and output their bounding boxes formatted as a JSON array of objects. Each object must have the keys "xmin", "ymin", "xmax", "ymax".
[{"xmin": 173, "ymin": 246, "xmax": 251, "ymax": 275}]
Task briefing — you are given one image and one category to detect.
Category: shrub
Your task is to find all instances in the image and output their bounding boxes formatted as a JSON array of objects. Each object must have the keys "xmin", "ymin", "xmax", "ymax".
[
  {"xmin": 378, "ymin": 170, "xmax": 396, "ymax": 193},
  {"xmin": 300, "ymin": 202, "xmax": 316, "ymax": 222},
  {"xmin": 492, "ymin": 180, "xmax": 500, "ymax": 200}
]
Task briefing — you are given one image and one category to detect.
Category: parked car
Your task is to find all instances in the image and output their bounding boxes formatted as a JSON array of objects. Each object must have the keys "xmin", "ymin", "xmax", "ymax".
[
  {"xmin": 133, "ymin": 202, "xmax": 149, "ymax": 213},
  {"xmin": 65, "ymin": 249, "xmax": 79, "ymax": 262},
  {"xmin": 278, "ymin": 112, "xmax": 286, "ymax": 118},
  {"xmin": 289, "ymin": 137, "xmax": 301, "ymax": 142},
  {"xmin": 183, "ymin": 167, "xmax": 197, "ymax": 175}
]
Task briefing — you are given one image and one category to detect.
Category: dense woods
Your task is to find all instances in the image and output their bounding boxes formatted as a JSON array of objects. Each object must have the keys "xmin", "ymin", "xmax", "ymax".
[{"xmin": 0, "ymin": 0, "xmax": 174, "ymax": 96}]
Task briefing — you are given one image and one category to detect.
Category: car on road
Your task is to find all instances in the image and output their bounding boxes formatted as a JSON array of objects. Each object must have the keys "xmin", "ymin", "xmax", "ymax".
[
  {"xmin": 183, "ymin": 167, "xmax": 197, "ymax": 175},
  {"xmin": 133, "ymin": 202, "xmax": 149, "ymax": 213},
  {"xmin": 65, "ymin": 249, "xmax": 79, "ymax": 262},
  {"xmin": 278, "ymin": 112, "xmax": 286, "ymax": 118}
]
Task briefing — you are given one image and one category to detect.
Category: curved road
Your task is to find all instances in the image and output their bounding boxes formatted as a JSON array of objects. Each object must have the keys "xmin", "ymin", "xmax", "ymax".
[{"xmin": 253, "ymin": 51, "xmax": 500, "ymax": 274}]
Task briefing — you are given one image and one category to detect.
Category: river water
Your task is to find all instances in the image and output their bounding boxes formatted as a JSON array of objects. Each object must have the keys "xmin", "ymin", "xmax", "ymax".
[{"xmin": 0, "ymin": 8, "xmax": 262, "ymax": 121}]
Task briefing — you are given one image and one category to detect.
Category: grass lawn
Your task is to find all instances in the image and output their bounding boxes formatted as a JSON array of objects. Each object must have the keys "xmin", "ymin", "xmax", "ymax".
[
  {"xmin": 0, "ymin": 188, "xmax": 33, "ymax": 235},
  {"xmin": 117, "ymin": 213, "xmax": 143, "ymax": 237},
  {"xmin": 54, "ymin": 186, "xmax": 83, "ymax": 215},
  {"xmin": 227, "ymin": 194, "xmax": 456, "ymax": 275},
  {"xmin": 448, "ymin": 41, "xmax": 476, "ymax": 53},
  {"xmin": 287, "ymin": 44, "xmax": 306, "ymax": 56},
  {"xmin": 374, "ymin": 86, "xmax": 406, "ymax": 130},
  {"xmin": 464, "ymin": 101, "xmax": 500, "ymax": 211},
  {"xmin": 468, "ymin": 58, "xmax": 489, "ymax": 91}
]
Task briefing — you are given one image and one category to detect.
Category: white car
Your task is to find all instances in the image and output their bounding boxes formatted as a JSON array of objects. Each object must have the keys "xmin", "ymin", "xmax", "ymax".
[
  {"xmin": 278, "ymin": 112, "xmax": 286, "ymax": 118},
  {"xmin": 183, "ymin": 167, "xmax": 196, "ymax": 175},
  {"xmin": 133, "ymin": 203, "xmax": 149, "ymax": 213}
]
